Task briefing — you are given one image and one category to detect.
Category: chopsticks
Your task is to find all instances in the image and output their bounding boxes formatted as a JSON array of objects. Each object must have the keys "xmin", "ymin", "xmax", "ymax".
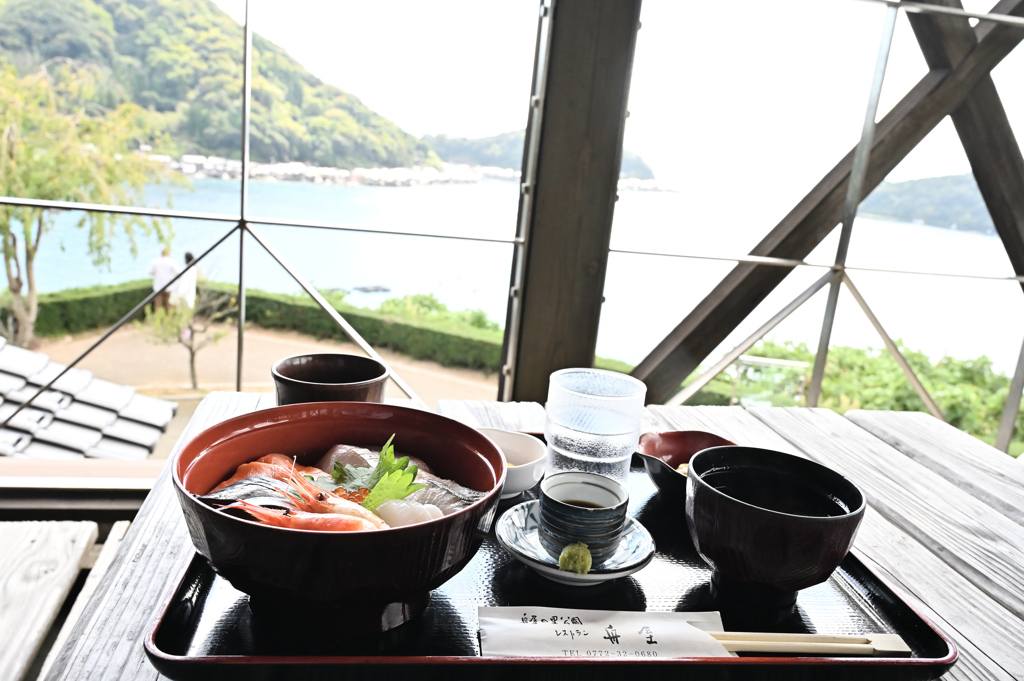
[{"xmin": 706, "ymin": 631, "xmax": 912, "ymax": 657}]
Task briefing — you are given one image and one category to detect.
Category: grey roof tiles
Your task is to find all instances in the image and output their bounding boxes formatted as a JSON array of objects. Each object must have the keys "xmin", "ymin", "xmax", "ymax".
[
  {"xmin": 76, "ymin": 379, "xmax": 136, "ymax": 412},
  {"xmin": 22, "ymin": 441, "xmax": 85, "ymax": 459},
  {"xmin": 87, "ymin": 437, "xmax": 150, "ymax": 461},
  {"xmin": 102, "ymin": 419, "xmax": 163, "ymax": 450},
  {"xmin": 119, "ymin": 393, "xmax": 176, "ymax": 430},
  {"xmin": 54, "ymin": 402, "xmax": 119, "ymax": 429},
  {"xmin": 0, "ymin": 345, "xmax": 50, "ymax": 377},
  {"xmin": 28, "ymin": 363, "xmax": 95, "ymax": 395},
  {"xmin": 35, "ymin": 420, "xmax": 104, "ymax": 452},
  {"xmin": 0, "ymin": 347, "xmax": 176, "ymax": 460}
]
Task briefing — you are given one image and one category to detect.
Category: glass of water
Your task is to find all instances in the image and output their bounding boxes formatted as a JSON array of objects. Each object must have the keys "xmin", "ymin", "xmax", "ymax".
[{"xmin": 544, "ymin": 368, "xmax": 647, "ymax": 483}]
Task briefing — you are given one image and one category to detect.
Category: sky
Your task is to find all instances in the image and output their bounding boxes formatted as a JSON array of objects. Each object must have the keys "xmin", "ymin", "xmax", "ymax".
[{"xmin": 210, "ymin": 0, "xmax": 1024, "ymax": 191}]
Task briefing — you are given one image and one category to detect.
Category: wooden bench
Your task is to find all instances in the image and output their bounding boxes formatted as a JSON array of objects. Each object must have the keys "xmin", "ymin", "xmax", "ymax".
[{"xmin": 0, "ymin": 520, "xmax": 130, "ymax": 681}]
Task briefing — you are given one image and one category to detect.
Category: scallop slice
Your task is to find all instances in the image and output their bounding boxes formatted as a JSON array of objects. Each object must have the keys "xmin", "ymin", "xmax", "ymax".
[{"xmin": 375, "ymin": 499, "xmax": 444, "ymax": 527}]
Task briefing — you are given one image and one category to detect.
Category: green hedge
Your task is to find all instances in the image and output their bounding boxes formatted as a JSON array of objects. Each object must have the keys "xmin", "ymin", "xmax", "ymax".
[
  {"xmin": 30, "ymin": 280, "xmax": 505, "ymax": 371},
  {"xmin": 30, "ymin": 280, "xmax": 637, "ymax": 375},
  {"xmin": 219, "ymin": 284, "xmax": 504, "ymax": 371},
  {"xmin": 35, "ymin": 280, "xmax": 153, "ymax": 336}
]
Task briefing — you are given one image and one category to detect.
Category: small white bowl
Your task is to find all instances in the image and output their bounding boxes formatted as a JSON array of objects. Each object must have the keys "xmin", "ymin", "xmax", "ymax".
[{"xmin": 478, "ymin": 428, "xmax": 548, "ymax": 499}]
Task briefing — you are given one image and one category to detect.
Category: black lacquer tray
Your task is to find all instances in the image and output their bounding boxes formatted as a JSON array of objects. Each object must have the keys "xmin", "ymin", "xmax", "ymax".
[{"xmin": 145, "ymin": 458, "xmax": 956, "ymax": 681}]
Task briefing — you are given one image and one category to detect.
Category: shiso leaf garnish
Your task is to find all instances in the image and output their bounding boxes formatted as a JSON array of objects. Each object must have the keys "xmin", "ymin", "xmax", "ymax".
[{"xmin": 360, "ymin": 466, "xmax": 427, "ymax": 511}]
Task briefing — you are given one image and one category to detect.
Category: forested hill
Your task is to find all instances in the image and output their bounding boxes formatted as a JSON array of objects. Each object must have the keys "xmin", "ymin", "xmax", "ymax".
[
  {"xmin": 859, "ymin": 173, "xmax": 994, "ymax": 235},
  {"xmin": 425, "ymin": 131, "xmax": 655, "ymax": 179},
  {"xmin": 0, "ymin": 0, "xmax": 439, "ymax": 168}
]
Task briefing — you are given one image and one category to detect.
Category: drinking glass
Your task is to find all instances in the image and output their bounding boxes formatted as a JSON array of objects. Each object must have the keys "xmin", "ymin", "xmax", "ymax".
[{"xmin": 544, "ymin": 368, "xmax": 647, "ymax": 482}]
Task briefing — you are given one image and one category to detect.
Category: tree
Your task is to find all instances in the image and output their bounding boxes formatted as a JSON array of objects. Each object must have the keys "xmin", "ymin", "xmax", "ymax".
[
  {"xmin": 142, "ymin": 283, "xmax": 236, "ymax": 389},
  {"xmin": 0, "ymin": 59, "xmax": 172, "ymax": 346}
]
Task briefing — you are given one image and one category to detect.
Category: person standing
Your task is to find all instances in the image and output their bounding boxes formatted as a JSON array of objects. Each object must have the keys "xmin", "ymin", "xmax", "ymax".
[
  {"xmin": 148, "ymin": 246, "xmax": 181, "ymax": 311},
  {"xmin": 172, "ymin": 251, "xmax": 198, "ymax": 309}
]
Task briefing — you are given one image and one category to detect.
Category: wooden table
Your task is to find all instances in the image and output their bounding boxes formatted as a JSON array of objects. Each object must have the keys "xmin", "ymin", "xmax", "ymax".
[{"xmin": 43, "ymin": 395, "xmax": 1024, "ymax": 681}]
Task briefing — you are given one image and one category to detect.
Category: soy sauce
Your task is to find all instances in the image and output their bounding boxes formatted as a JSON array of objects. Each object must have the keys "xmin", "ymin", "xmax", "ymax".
[
  {"xmin": 702, "ymin": 469, "xmax": 850, "ymax": 517},
  {"xmin": 562, "ymin": 499, "xmax": 603, "ymax": 509}
]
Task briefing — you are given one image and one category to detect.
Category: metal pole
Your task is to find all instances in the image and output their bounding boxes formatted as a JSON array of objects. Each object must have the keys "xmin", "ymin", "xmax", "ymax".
[
  {"xmin": 996, "ymin": 335, "xmax": 1024, "ymax": 452},
  {"xmin": 246, "ymin": 225, "xmax": 426, "ymax": 408},
  {"xmin": 807, "ymin": 4, "xmax": 898, "ymax": 407},
  {"xmin": 499, "ymin": 0, "xmax": 556, "ymax": 402},
  {"xmin": 236, "ymin": 0, "xmax": 253, "ymax": 392},
  {"xmin": 843, "ymin": 274, "xmax": 944, "ymax": 421},
  {"xmin": 0, "ymin": 225, "xmax": 240, "ymax": 429},
  {"xmin": 667, "ymin": 269, "xmax": 838, "ymax": 406}
]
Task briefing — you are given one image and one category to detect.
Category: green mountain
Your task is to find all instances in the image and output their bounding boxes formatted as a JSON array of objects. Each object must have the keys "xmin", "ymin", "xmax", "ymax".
[
  {"xmin": 0, "ymin": 0, "xmax": 439, "ymax": 168},
  {"xmin": 859, "ymin": 173, "xmax": 994, "ymax": 235},
  {"xmin": 425, "ymin": 131, "xmax": 655, "ymax": 179}
]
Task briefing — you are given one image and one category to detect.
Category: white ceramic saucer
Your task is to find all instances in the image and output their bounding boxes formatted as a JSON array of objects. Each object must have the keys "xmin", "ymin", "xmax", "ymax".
[{"xmin": 495, "ymin": 500, "xmax": 655, "ymax": 586}]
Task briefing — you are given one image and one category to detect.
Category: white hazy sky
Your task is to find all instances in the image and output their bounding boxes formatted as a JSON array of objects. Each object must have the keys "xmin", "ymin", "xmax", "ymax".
[{"xmin": 212, "ymin": 0, "xmax": 1024, "ymax": 189}]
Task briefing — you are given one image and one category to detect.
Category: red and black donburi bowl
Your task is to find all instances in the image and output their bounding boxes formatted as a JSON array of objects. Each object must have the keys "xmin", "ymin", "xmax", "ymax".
[{"xmin": 173, "ymin": 401, "xmax": 505, "ymax": 634}]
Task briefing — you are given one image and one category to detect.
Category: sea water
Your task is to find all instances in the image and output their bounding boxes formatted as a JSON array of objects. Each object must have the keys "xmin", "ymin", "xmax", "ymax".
[{"xmin": 33, "ymin": 178, "xmax": 1024, "ymax": 373}]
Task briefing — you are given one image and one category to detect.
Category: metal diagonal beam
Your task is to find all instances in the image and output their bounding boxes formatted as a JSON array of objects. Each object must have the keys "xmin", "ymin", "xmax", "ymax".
[
  {"xmin": 667, "ymin": 269, "xmax": 838, "ymax": 406},
  {"xmin": 808, "ymin": 6, "xmax": 899, "ymax": 408},
  {"xmin": 0, "ymin": 225, "xmax": 241, "ymax": 429},
  {"xmin": 634, "ymin": 0, "xmax": 1024, "ymax": 404},
  {"xmin": 996, "ymin": 336, "xmax": 1024, "ymax": 451},
  {"xmin": 843, "ymin": 274, "xmax": 945, "ymax": 420},
  {"xmin": 245, "ymin": 225, "xmax": 426, "ymax": 408}
]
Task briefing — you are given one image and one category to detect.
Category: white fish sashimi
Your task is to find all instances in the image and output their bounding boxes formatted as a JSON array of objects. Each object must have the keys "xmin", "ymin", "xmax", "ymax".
[{"xmin": 375, "ymin": 499, "xmax": 444, "ymax": 527}]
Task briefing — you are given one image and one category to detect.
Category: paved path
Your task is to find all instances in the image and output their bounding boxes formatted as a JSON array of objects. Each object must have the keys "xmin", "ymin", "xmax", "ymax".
[{"xmin": 38, "ymin": 325, "xmax": 498, "ymax": 457}]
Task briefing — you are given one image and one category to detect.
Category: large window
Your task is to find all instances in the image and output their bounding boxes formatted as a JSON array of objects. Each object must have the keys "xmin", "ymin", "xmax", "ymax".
[{"xmin": 0, "ymin": 0, "xmax": 538, "ymax": 404}]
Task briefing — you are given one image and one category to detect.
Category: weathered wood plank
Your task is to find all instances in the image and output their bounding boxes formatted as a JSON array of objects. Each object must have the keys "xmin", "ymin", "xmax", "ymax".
[
  {"xmin": 855, "ymin": 512, "xmax": 1023, "ymax": 681},
  {"xmin": 631, "ymin": 0, "xmax": 1024, "ymax": 403},
  {"xmin": 436, "ymin": 399, "xmax": 547, "ymax": 432},
  {"xmin": 505, "ymin": 0, "xmax": 641, "ymax": 402},
  {"xmin": 39, "ymin": 520, "xmax": 131, "ymax": 679},
  {"xmin": 650, "ymin": 405, "xmax": 1021, "ymax": 681},
  {"xmin": 0, "ymin": 521, "xmax": 97, "ymax": 681},
  {"xmin": 846, "ymin": 410, "xmax": 1024, "ymax": 525},
  {"xmin": 909, "ymin": 0, "xmax": 1024, "ymax": 293},
  {"xmin": 44, "ymin": 392, "xmax": 262, "ymax": 681},
  {"xmin": 644, "ymin": 405, "xmax": 804, "ymax": 455},
  {"xmin": 748, "ymin": 407, "xmax": 1024, "ymax": 623}
]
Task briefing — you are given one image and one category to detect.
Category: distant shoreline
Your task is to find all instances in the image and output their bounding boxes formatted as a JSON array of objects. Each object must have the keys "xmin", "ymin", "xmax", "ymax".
[{"xmin": 147, "ymin": 152, "xmax": 675, "ymax": 192}]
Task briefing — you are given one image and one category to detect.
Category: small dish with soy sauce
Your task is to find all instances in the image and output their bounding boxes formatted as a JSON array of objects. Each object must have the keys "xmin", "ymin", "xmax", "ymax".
[{"xmin": 637, "ymin": 430, "xmax": 735, "ymax": 501}]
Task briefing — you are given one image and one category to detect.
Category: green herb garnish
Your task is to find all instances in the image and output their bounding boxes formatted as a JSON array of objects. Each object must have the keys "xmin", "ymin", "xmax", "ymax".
[
  {"xmin": 330, "ymin": 435, "xmax": 408, "ymax": 493},
  {"xmin": 321, "ymin": 435, "xmax": 428, "ymax": 510},
  {"xmin": 360, "ymin": 466, "xmax": 427, "ymax": 512}
]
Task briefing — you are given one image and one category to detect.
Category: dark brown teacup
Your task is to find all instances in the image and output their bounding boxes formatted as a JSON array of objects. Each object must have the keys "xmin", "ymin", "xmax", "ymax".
[
  {"xmin": 686, "ymin": 446, "xmax": 865, "ymax": 609},
  {"xmin": 271, "ymin": 353, "xmax": 389, "ymax": 405},
  {"xmin": 538, "ymin": 472, "xmax": 629, "ymax": 565}
]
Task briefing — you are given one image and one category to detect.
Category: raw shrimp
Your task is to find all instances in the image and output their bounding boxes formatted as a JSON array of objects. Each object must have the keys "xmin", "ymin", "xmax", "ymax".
[
  {"xmin": 212, "ymin": 462, "xmax": 297, "ymax": 492},
  {"xmin": 227, "ymin": 500, "xmax": 379, "ymax": 532},
  {"xmin": 212, "ymin": 456, "xmax": 327, "ymax": 493},
  {"xmin": 255, "ymin": 454, "xmax": 328, "ymax": 479},
  {"xmin": 286, "ymin": 473, "xmax": 390, "ymax": 530}
]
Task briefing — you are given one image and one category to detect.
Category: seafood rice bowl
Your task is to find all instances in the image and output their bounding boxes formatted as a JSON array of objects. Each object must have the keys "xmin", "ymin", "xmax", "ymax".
[{"xmin": 173, "ymin": 401, "xmax": 505, "ymax": 633}]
